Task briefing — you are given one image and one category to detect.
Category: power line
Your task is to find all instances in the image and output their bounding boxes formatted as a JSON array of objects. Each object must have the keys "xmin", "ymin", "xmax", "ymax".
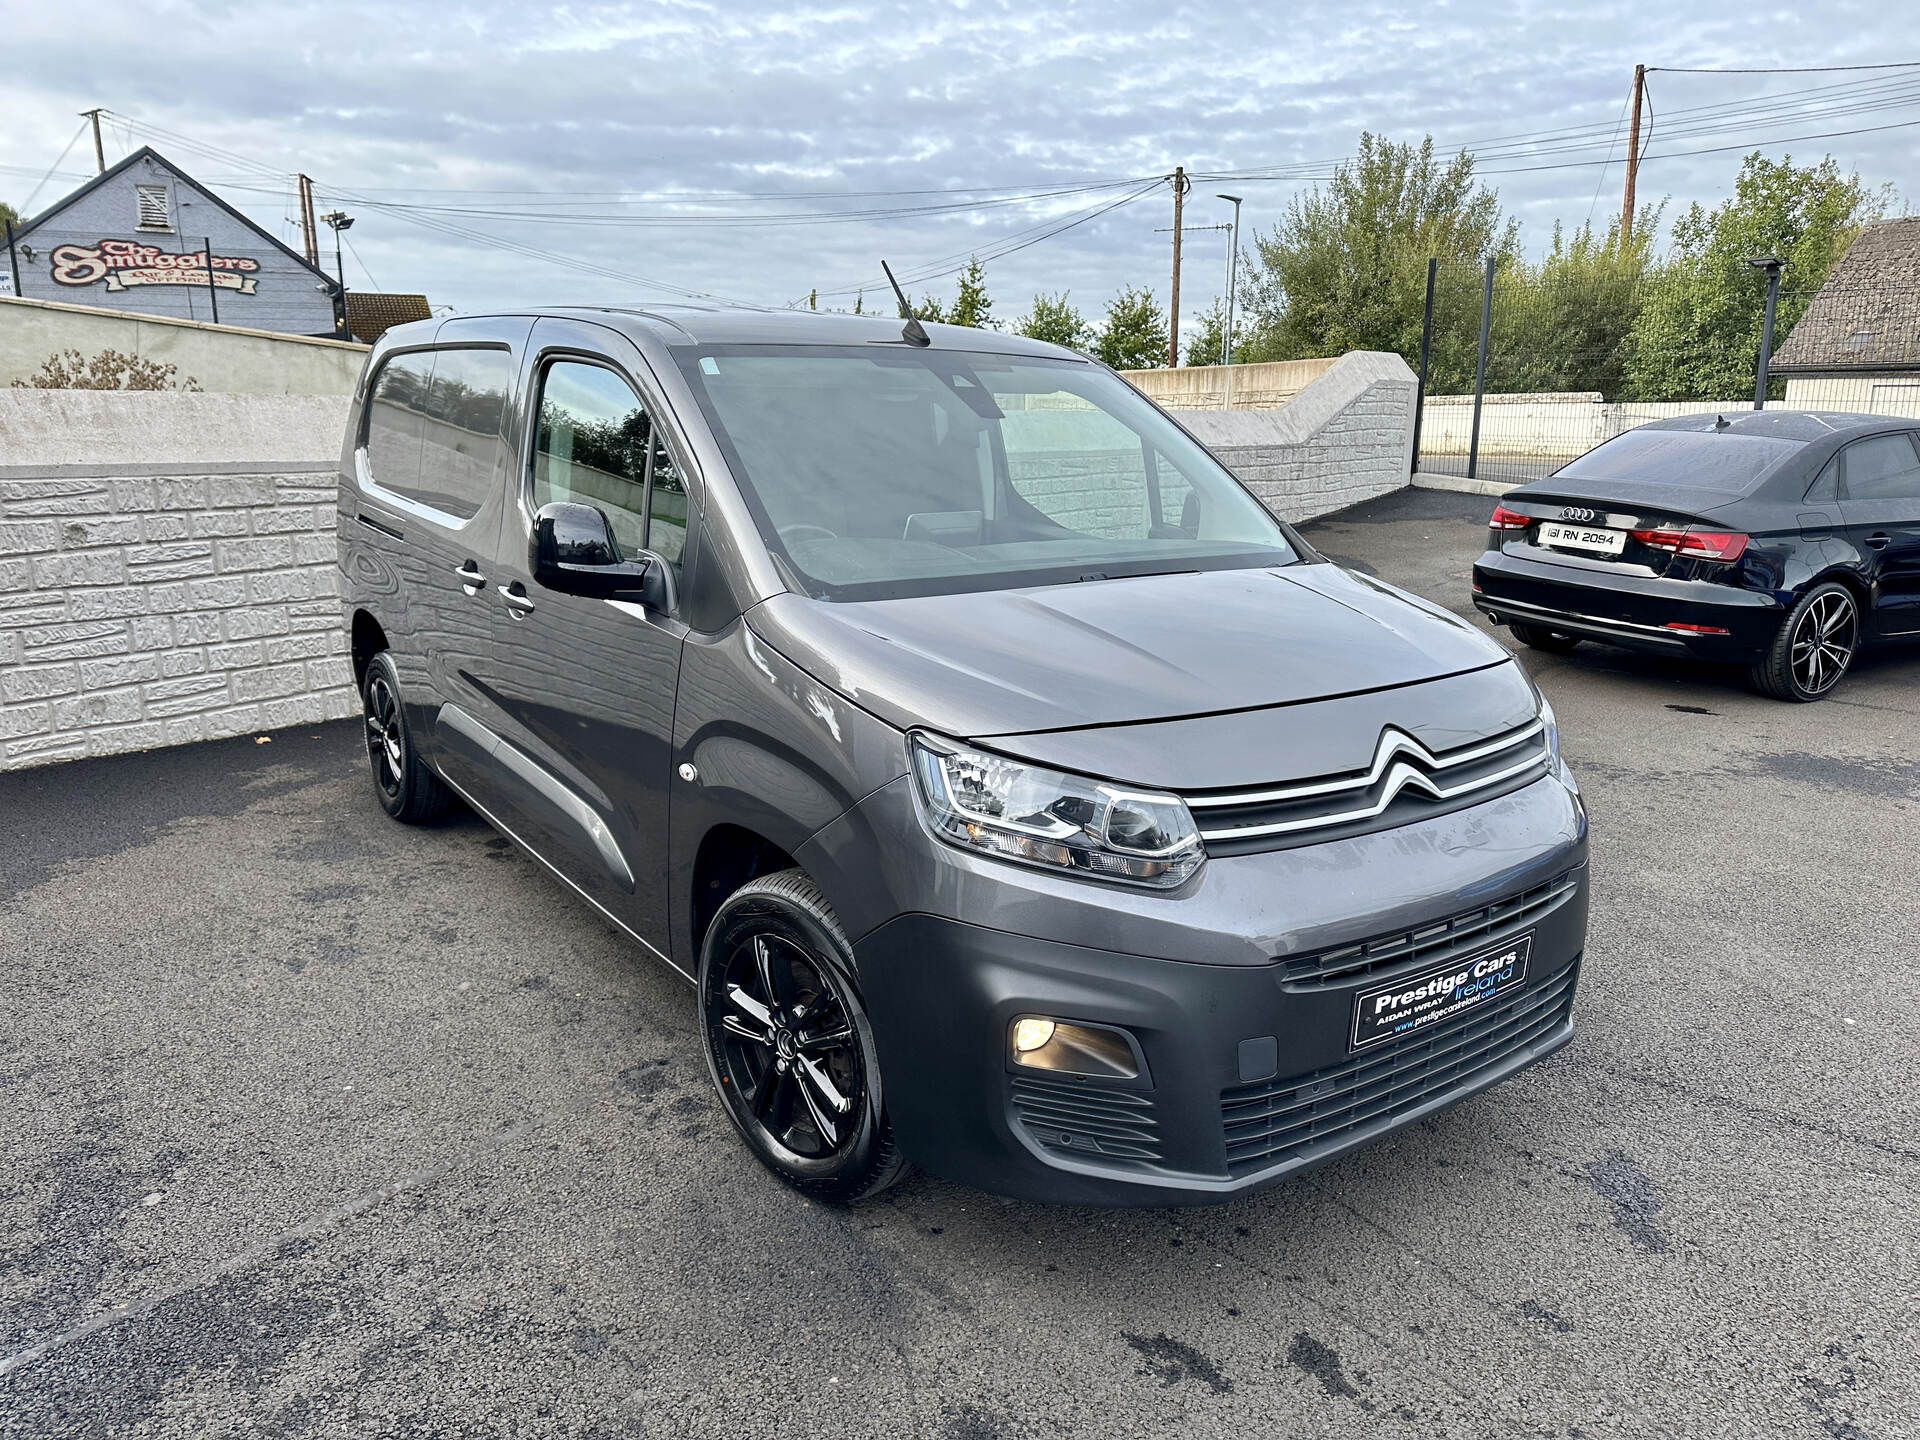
[
  {"xmin": 1647, "ymin": 62, "xmax": 1920, "ymax": 73},
  {"xmin": 20, "ymin": 122, "xmax": 89, "ymax": 215}
]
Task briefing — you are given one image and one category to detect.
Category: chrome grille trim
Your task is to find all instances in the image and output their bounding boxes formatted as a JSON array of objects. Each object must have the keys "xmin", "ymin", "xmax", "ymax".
[{"xmin": 1185, "ymin": 720, "xmax": 1551, "ymax": 843}]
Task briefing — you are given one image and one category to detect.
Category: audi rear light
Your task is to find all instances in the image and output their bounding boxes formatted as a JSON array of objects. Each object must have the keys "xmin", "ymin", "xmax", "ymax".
[
  {"xmin": 1628, "ymin": 527, "xmax": 1748, "ymax": 563},
  {"xmin": 1489, "ymin": 505, "xmax": 1531, "ymax": 531},
  {"xmin": 1663, "ymin": 621, "xmax": 1732, "ymax": 635}
]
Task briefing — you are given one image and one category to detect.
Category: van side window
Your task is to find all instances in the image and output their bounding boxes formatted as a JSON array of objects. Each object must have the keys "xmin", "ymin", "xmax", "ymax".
[
  {"xmin": 363, "ymin": 352, "xmax": 433, "ymax": 502},
  {"xmin": 533, "ymin": 360, "xmax": 686, "ymax": 579},
  {"xmin": 413, "ymin": 348, "xmax": 514, "ymax": 521}
]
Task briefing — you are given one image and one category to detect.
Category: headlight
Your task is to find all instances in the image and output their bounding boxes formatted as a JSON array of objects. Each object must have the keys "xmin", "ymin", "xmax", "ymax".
[
  {"xmin": 1539, "ymin": 696, "xmax": 1561, "ymax": 763},
  {"xmin": 909, "ymin": 733, "xmax": 1204, "ymax": 888}
]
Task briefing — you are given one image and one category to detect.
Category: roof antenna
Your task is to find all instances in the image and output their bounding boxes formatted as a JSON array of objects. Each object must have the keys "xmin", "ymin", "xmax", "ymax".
[
  {"xmin": 881, "ymin": 261, "xmax": 931, "ymax": 347},
  {"xmin": 1715, "ymin": 414, "xmax": 1730, "ymax": 430}
]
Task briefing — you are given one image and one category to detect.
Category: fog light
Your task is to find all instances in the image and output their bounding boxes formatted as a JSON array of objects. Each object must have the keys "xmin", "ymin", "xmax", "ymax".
[
  {"xmin": 1008, "ymin": 1017, "xmax": 1141, "ymax": 1080},
  {"xmin": 1011, "ymin": 1016, "xmax": 1057, "ymax": 1053}
]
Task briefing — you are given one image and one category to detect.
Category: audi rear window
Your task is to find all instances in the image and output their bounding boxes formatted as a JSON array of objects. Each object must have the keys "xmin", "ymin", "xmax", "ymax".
[{"xmin": 1553, "ymin": 428, "xmax": 1804, "ymax": 496}]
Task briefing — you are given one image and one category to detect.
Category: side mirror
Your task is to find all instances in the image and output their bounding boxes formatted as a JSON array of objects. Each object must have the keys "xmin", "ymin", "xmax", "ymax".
[{"xmin": 531, "ymin": 501, "xmax": 676, "ymax": 613}]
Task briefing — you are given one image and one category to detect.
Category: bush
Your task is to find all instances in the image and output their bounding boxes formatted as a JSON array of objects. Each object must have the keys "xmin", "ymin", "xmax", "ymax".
[{"xmin": 11, "ymin": 348, "xmax": 203, "ymax": 391}]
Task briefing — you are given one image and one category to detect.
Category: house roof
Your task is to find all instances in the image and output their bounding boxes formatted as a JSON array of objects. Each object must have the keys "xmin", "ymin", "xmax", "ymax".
[
  {"xmin": 1772, "ymin": 217, "xmax": 1920, "ymax": 375},
  {"xmin": 345, "ymin": 292, "xmax": 433, "ymax": 343},
  {"xmin": 13, "ymin": 145, "xmax": 339, "ymax": 293}
]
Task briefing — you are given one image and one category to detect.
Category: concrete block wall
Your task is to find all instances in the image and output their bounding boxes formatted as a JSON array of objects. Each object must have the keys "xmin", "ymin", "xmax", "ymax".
[
  {"xmin": 0, "ymin": 391, "xmax": 357, "ymax": 770},
  {"xmin": 1174, "ymin": 350, "xmax": 1417, "ymax": 523}
]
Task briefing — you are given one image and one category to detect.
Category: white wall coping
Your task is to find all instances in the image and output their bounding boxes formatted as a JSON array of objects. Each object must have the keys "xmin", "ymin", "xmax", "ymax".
[{"xmin": 0, "ymin": 293, "xmax": 371, "ymax": 352}]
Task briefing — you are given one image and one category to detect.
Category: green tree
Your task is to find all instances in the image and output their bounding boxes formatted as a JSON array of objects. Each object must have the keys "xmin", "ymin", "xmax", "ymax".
[
  {"xmin": 1093, "ymin": 286, "xmax": 1170, "ymax": 370},
  {"xmin": 1485, "ymin": 210, "xmax": 1658, "ymax": 397},
  {"xmin": 911, "ymin": 294, "xmax": 947, "ymax": 323},
  {"xmin": 1237, "ymin": 132, "xmax": 1518, "ymax": 392},
  {"xmin": 948, "ymin": 256, "xmax": 993, "ymax": 329},
  {"xmin": 1623, "ymin": 153, "xmax": 1885, "ymax": 401},
  {"xmin": 0, "ymin": 200, "xmax": 18, "ymax": 229},
  {"xmin": 1014, "ymin": 291, "xmax": 1089, "ymax": 348},
  {"xmin": 1183, "ymin": 299, "xmax": 1227, "ymax": 366}
]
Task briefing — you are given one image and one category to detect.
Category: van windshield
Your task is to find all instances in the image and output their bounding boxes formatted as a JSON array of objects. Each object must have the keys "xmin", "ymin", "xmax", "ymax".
[{"xmin": 674, "ymin": 345, "xmax": 1298, "ymax": 600}]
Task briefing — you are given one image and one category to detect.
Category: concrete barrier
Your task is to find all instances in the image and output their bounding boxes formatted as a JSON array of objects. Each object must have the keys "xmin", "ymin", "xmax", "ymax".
[
  {"xmin": 1172, "ymin": 350, "xmax": 1417, "ymax": 523},
  {"xmin": 1122, "ymin": 356, "xmax": 1338, "ymax": 411},
  {"xmin": 1, "ymin": 294, "xmax": 368, "ymax": 396}
]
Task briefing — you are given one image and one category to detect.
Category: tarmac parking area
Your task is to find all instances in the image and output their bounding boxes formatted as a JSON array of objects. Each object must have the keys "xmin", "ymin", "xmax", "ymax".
[{"xmin": 4, "ymin": 486, "xmax": 1918, "ymax": 1439}]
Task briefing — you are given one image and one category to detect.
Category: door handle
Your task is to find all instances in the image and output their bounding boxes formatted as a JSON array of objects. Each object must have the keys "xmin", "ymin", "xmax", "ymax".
[
  {"xmin": 1865, "ymin": 532, "xmax": 1891, "ymax": 550},
  {"xmin": 455, "ymin": 560, "xmax": 487, "ymax": 594},
  {"xmin": 498, "ymin": 583, "xmax": 536, "ymax": 617}
]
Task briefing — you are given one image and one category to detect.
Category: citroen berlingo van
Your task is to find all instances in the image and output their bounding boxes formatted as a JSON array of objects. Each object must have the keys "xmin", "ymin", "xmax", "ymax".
[{"xmin": 339, "ymin": 305, "xmax": 1588, "ymax": 1206}]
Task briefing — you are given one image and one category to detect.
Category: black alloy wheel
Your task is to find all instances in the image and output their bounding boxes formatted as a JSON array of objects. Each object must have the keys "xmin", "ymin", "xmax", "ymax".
[
  {"xmin": 699, "ymin": 869, "xmax": 905, "ymax": 1204},
  {"xmin": 361, "ymin": 651, "xmax": 452, "ymax": 822},
  {"xmin": 1751, "ymin": 582, "xmax": 1861, "ymax": 702},
  {"xmin": 1507, "ymin": 621, "xmax": 1582, "ymax": 655}
]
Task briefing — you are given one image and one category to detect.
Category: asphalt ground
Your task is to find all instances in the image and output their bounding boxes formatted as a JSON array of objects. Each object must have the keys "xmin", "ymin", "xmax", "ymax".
[{"xmin": 4, "ymin": 486, "xmax": 1918, "ymax": 1439}]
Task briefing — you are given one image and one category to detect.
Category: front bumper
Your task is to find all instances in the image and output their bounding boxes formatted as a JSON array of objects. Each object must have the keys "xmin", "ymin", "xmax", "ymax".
[
  {"xmin": 811, "ymin": 771, "xmax": 1590, "ymax": 1206},
  {"xmin": 855, "ymin": 882, "xmax": 1585, "ymax": 1206},
  {"xmin": 1473, "ymin": 547, "xmax": 1783, "ymax": 660}
]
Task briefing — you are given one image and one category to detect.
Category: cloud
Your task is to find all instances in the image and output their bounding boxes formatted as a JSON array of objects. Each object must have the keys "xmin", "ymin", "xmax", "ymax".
[{"xmin": 3, "ymin": 0, "xmax": 1913, "ymax": 330}]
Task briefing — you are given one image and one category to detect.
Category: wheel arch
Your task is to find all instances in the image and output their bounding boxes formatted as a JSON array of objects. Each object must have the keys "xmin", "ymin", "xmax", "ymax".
[
  {"xmin": 349, "ymin": 609, "xmax": 389, "ymax": 690},
  {"xmin": 690, "ymin": 823, "xmax": 801, "ymax": 960}
]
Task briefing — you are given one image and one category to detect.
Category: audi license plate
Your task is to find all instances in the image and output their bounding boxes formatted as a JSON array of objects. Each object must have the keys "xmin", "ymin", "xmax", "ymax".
[
  {"xmin": 1537, "ymin": 521, "xmax": 1625, "ymax": 556},
  {"xmin": 1351, "ymin": 934, "xmax": 1532, "ymax": 1050}
]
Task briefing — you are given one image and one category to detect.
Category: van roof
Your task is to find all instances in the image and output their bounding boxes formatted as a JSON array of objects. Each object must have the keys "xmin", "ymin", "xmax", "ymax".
[{"xmin": 442, "ymin": 304, "xmax": 1085, "ymax": 358}]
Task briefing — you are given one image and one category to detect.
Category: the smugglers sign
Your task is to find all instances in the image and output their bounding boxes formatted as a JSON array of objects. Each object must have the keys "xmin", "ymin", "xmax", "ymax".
[{"xmin": 49, "ymin": 240, "xmax": 262, "ymax": 295}]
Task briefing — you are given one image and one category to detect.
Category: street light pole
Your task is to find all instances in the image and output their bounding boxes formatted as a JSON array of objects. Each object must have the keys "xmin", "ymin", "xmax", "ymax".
[{"xmin": 1217, "ymin": 193, "xmax": 1243, "ymax": 409}]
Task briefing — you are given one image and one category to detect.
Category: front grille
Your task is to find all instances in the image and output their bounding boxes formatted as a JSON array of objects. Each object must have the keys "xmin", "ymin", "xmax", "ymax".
[
  {"xmin": 1279, "ymin": 868, "xmax": 1580, "ymax": 988},
  {"xmin": 1011, "ymin": 1074, "xmax": 1161, "ymax": 1162},
  {"xmin": 1220, "ymin": 965, "xmax": 1578, "ymax": 1176},
  {"xmin": 1183, "ymin": 720, "xmax": 1551, "ymax": 853}
]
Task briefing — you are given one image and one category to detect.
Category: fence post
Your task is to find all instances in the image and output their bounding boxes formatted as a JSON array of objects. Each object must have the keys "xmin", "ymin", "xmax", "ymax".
[
  {"xmin": 201, "ymin": 236, "xmax": 220, "ymax": 326},
  {"xmin": 1410, "ymin": 257, "xmax": 1437, "ymax": 474},
  {"xmin": 4, "ymin": 219, "xmax": 19, "ymax": 298},
  {"xmin": 1467, "ymin": 255, "xmax": 1495, "ymax": 481},
  {"xmin": 1753, "ymin": 259, "xmax": 1782, "ymax": 410}
]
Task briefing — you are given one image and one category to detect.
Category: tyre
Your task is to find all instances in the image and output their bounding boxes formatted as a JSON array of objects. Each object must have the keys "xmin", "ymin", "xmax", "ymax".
[
  {"xmin": 361, "ymin": 650, "xmax": 453, "ymax": 822},
  {"xmin": 1508, "ymin": 621, "xmax": 1582, "ymax": 655},
  {"xmin": 698, "ymin": 868, "xmax": 907, "ymax": 1204},
  {"xmin": 1749, "ymin": 581, "xmax": 1861, "ymax": 702}
]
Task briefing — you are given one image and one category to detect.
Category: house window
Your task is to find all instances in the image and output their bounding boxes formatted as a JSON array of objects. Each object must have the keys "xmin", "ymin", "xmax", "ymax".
[{"xmin": 135, "ymin": 184, "xmax": 172, "ymax": 232}]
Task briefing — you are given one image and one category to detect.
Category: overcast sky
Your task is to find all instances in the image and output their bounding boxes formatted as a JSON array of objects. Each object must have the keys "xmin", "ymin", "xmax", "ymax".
[{"xmin": 4, "ymin": 1, "xmax": 1916, "ymax": 338}]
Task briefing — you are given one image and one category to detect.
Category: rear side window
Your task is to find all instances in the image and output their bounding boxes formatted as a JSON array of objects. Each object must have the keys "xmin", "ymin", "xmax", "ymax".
[
  {"xmin": 362, "ymin": 347, "xmax": 512, "ymax": 523},
  {"xmin": 363, "ymin": 352, "xmax": 433, "ymax": 502},
  {"xmin": 413, "ymin": 348, "xmax": 514, "ymax": 521},
  {"xmin": 1805, "ymin": 458, "xmax": 1839, "ymax": 504},
  {"xmin": 1839, "ymin": 433, "xmax": 1920, "ymax": 502}
]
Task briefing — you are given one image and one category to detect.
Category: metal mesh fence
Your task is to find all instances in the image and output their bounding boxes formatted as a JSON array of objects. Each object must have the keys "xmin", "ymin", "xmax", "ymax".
[{"xmin": 1411, "ymin": 253, "xmax": 1845, "ymax": 483}]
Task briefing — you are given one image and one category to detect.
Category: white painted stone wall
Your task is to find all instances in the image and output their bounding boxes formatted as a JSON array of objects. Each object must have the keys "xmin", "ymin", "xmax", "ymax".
[
  {"xmin": 1174, "ymin": 350, "xmax": 1417, "ymax": 522},
  {"xmin": 0, "ymin": 391, "xmax": 356, "ymax": 769}
]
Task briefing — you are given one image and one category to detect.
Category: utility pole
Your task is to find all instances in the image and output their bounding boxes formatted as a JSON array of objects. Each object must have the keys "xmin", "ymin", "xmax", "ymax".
[
  {"xmin": 1168, "ymin": 166, "xmax": 1187, "ymax": 368},
  {"xmin": 80, "ymin": 109, "xmax": 107, "ymax": 175},
  {"xmin": 1621, "ymin": 64, "xmax": 1645, "ymax": 243},
  {"xmin": 297, "ymin": 175, "xmax": 319, "ymax": 267}
]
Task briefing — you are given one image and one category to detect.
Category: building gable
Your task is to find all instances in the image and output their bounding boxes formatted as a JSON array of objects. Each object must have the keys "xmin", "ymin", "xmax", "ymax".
[{"xmin": 6, "ymin": 147, "xmax": 343, "ymax": 338}]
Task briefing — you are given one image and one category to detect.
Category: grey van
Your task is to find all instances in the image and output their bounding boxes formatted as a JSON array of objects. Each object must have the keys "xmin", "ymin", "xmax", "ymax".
[{"xmin": 338, "ymin": 306, "xmax": 1588, "ymax": 1206}]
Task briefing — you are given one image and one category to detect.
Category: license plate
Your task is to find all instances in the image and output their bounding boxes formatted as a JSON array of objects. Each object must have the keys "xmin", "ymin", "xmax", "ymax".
[
  {"xmin": 1351, "ymin": 935, "xmax": 1533, "ymax": 1051},
  {"xmin": 1537, "ymin": 521, "xmax": 1625, "ymax": 556}
]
